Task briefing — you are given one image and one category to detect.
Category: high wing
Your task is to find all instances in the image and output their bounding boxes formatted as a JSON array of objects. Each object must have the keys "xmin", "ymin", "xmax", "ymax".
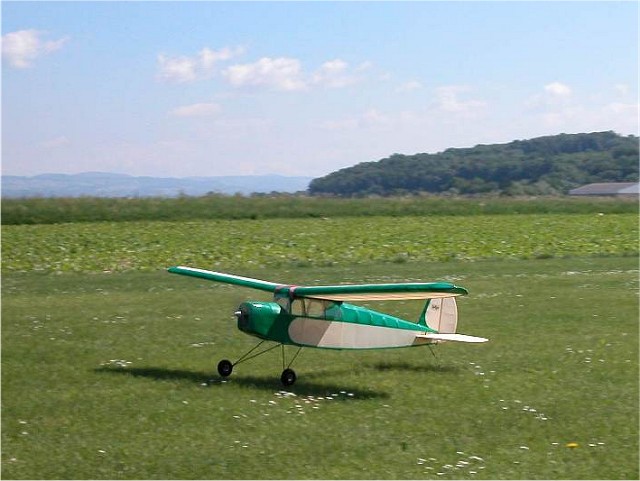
[
  {"xmin": 168, "ymin": 266, "xmax": 467, "ymax": 301},
  {"xmin": 167, "ymin": 266, "xmax": 281, "ymax": 293},
  {"xmin": 291, "ymin": 283, "xmax": 467, "ymax": 301}
]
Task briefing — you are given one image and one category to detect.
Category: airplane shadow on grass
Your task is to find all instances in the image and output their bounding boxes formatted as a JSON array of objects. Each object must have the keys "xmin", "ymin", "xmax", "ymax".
[
  {"xmin": 95, "ymin": 366, "xmax": 390, "ymax": 400},
  {"xmin": 369, "ymin": 361, "xmax": 459, "ymax": 374}
]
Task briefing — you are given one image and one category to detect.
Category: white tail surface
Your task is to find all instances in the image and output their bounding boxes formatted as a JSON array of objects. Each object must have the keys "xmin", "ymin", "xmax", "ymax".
[
  {"xmin": 424, "ymin": 297, "xmax": 458, "ymax": 333},
  {"xmin": 416, "ymin": 333, "xmax": 488, "ymax": 343}
]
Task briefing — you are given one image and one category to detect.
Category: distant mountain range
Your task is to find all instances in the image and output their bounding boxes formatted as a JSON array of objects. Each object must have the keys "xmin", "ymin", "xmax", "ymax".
[{"xmin": 1, "ymin": 172, "xmax": 313, "ymax": 198}]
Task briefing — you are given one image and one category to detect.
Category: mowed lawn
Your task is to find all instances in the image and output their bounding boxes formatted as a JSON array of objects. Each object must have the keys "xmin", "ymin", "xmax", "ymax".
[{"xmin": 2, "ymin": 256, "xmax": 638, "ymax": 479}]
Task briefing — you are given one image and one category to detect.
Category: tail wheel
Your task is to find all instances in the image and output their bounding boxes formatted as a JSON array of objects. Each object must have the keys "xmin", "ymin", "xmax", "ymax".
[
  {"xmin": 280, "ymin": 368, "xmax": 296, "ymax": 386},
  {"xmin": 217, "ymin": 359, "xmax": 233, "ymax": 377}
]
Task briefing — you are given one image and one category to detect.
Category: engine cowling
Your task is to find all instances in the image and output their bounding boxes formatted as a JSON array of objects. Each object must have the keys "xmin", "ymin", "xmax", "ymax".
[{"xmin": 235, "ymin": 301, "xmax": 282, "ymax": 339}]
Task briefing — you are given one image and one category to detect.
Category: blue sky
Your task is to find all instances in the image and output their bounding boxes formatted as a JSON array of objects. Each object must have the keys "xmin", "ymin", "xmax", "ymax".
[{"xmin": 2, "ymin": 1, "xmax": 638, "ymax": 178}]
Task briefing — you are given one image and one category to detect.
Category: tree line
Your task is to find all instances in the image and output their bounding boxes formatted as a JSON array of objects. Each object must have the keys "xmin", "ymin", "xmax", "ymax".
[{"xmin": 308, "ymin": 131, "xmax": 639, "ymax": 196}]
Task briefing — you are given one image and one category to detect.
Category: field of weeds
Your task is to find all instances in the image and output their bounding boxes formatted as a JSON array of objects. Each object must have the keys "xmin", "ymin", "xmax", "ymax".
[{"xmin": 2, "ymin": 213, "xmax": 637, "ymax": 273}]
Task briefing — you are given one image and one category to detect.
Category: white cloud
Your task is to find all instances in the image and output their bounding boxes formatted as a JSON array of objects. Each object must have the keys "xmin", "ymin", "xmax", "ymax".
[
  {"xmin": 160, "ymin": 47, "xmax": 367, "ymax": 92},
  {"xmin": 2, "ymin": 29, "xmax": 67, "ymax": 69},
  {"xmin": 614, "ymin": 83, "xmax": 630, "ymax": 96},
  {"xmin": 223, "ymin": 57, "xmax": 307, "ymax": 91},
  {"xmin": 321, "ymin": 108, "xmax": 417, "ymax": 132},
  {"xmin": 355, "ymin": 61, "xmax": 373, "ymax": 72},
  {"xmin": 396, "ymin": 80, "xmax": 422, "ymax": 92},
  {"xmin": 527, "ymin": 82, "xmax": 574, "ymax": 110},
  {"xmin": 199, "ymin": 46, "xmax": 242, "ymax": 68},
  {"xmin": 311, "ymin": 59, "xmax": 357, "ymax": 88},
  {"xmin": 157, "ymin": 46, "xmax": 243, "ymax": 83},
  {"xmin": 601, "ymin": 101, "xmax": 639, "ymax": 133},
  {"xmin": 221, "ymin": 56, "xmax": 366, "ymax": 92},
  {"xmin": 42, "ymin": 136, "xmax": 70, "ymax": 148},
  {"xmin": 527, "ymin": 88, "xmax": 638, "ymax": 133},
  {"xmin": 157, "ymin": 54, "xmax": 198, "ymax": 83},
  {"xmin": 544, "ymin": 81, "xmax": 572, "ymax": 97},
  {"xmin": 528, "ymin": 82, "xmax": 637, "ymax": 134},
  {"xmin": 604, "ymin": 101, "xmax": 638, "ymax": 116},
  {"xmin": 361, "ymin": 108, "xmax": 391, "ymax": 126},
  {"xmin": 170, "ymin": 102, "xmax": 222, "ymax": 117},
  {"xmin": 320, "ymin": 117, "xmax": 360, "ymax": 131},
  {"xmin": 434, "ymin": 85, "xmax": 487, "ymax": 116}
]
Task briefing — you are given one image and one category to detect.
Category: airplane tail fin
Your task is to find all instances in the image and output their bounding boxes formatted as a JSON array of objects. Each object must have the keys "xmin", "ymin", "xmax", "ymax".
[
  {"xmin": 419, "ymin": 297, "xmax": 458, "ymax": 333},
  {"xmin": 417, "ymin": 297, "xmax": 488, "ymax": 343}
]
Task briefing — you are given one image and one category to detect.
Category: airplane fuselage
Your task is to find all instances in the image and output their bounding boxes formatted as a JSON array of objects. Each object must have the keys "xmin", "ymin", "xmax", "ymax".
[{"xmin": 236, "ymin": 299, "xmax": 434, "ymax": 350}]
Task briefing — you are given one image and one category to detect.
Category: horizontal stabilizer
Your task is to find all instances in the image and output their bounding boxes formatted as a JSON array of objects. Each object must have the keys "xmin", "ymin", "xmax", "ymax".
[{"xmin": 416, "ymin": 333, "xmax": 488, "ymax": 343}]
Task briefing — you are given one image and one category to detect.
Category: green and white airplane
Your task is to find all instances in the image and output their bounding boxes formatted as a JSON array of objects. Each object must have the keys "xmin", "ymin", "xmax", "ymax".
[{"xmin": 168, "ymin": 266, "xmax": 488, "ymax": 386}]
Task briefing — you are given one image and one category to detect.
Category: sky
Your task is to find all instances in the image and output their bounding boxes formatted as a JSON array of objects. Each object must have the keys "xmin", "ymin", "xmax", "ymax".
[{"xmin": 2, "ymin": 1, "xmax": 638, "ymax": 178}]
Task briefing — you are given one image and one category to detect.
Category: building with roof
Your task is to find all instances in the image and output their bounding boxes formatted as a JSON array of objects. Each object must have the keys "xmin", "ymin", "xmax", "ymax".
[{"xmin": 568, "ymin": 182, "xmax": 639, "ymax": 197}]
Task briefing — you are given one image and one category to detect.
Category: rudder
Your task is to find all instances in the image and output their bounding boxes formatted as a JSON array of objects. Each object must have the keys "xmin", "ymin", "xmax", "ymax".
[{"xmin": 420, "ymin": 297, "xmax": 458, "ymax": 333}]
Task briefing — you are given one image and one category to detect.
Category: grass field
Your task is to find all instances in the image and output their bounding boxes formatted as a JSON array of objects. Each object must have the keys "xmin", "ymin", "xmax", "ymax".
[
  {"xmin": 2, "ymin": 257, "xmax": 638, "ymax": 479},
  {"xmin": 2, "ymin": 199, "xmax": 639, "ymax": 479}
]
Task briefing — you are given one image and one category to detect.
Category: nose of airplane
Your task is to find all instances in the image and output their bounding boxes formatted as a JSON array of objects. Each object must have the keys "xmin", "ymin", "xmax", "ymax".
[
  {"xmin": 235, "ymin": 301, "xmax": 281, "ymax": 338},
  {"xmin": 235, "ymin": 305, "xmax": 250, "ymax": 330}
]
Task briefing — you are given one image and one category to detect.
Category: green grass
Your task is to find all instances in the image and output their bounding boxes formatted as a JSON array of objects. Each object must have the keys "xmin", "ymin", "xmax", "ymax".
[
  {"xmin": 2, "ymin": 203, "xmax": 638, "ymax": 478},
  {"xmin": 2, "ymin": 195, "xmax": 637, "ymax": 225},
  {"xmin": 2, "ymin": 257, "xmax": 638, "ymax": 479}
]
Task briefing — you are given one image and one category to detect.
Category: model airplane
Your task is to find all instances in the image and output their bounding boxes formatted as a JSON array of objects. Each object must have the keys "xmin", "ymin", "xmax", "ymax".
[{"xmin": 168, "ymin": 266, "xmax": 488, "ymax": 386}]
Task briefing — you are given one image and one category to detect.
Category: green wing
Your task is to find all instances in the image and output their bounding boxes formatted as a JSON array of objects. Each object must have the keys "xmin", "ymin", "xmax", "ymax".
[
  {"xmin": 168, "ymin": 266, "xmax": 467, "ymax": 301},
  {"xmin": 291, "ymin": 282, "xmax": 467, "ymax": 301},
  {"xmin": 167, "ymin": 266, "xmax": 282, "ymax": 293}
]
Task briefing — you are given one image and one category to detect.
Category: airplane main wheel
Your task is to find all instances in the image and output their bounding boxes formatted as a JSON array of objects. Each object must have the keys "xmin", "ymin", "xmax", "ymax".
[
  {"xmin": 281, "ymin": 368, "xmax": 296, "ymax": 386},
  {"xmin": 217, "ymin": 359, "xmax": 233, "ymax": 377}
]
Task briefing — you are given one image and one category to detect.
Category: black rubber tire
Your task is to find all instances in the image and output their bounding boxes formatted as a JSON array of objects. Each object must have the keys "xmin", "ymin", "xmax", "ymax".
[
  {"xmin": 281, "ymin": 368, "xmax": 296, "ymax": 386},
  {"xmin": 217, "ymin": 359, "xmax": 233, "ymax": 377}
]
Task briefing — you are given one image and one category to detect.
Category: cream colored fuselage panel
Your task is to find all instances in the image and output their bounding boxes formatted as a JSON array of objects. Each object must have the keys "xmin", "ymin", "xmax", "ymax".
[{"xmin": 288, "ymin": 317, "xmax": 424, "ymax": 349}]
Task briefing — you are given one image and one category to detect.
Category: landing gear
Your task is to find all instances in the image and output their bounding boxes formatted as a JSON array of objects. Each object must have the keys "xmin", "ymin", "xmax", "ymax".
[
  {"xmin": 279, "ymin": 345, "xmax": 302, "ymax": 387},
  {"xmin": 217, "ymin": 359, "xmax": 233, "ymax": 377},
  {"xmin": 281, "ymin": 368, "xmax": 297, "ymax": 386},
  {"xmin": 216, "ymin": 341, "xmax": 303, "ymax": 385}
]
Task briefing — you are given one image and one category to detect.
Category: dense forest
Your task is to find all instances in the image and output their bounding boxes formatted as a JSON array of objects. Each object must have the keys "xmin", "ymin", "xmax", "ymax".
[{"xmin": 308, "ymin": 131, "xmax": 639, "ymax": 196}]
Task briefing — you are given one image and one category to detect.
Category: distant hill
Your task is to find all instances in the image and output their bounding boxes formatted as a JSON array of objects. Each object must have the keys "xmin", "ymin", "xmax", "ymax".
[
  {"xmin": 1, "ymin": 172, "xmax": 313, "ymax": 198},
  {"xmin": 308, "ymin": 131, "xmax": 639, "ymax": 196}
]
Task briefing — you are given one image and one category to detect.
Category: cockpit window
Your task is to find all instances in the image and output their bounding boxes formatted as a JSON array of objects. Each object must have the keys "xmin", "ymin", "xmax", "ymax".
[
  {"xmin": 305, "ymin": 299, "xmax": 325, "ymax": 317},
  {"xmin": 276, "ymin": 297, "xmax": 289, "ymax": 312},
  {"xmin": 287, "ymin": 299, "xmax": 298, "ymax": 316},
  {"xmin": 289, "ymin": 298, "xmax": 338, "ymax": 319}
]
